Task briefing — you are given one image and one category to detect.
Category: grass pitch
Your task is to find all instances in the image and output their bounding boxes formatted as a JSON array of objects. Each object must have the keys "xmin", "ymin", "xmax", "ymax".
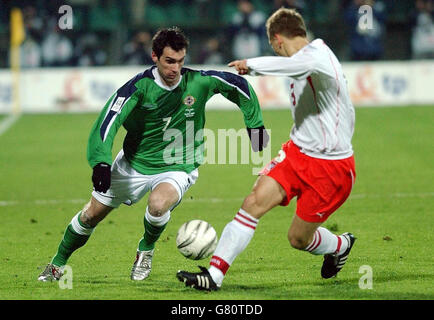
[{"xmin": 0, "ymin": 106, "xmax": 433, "ymax": 301}]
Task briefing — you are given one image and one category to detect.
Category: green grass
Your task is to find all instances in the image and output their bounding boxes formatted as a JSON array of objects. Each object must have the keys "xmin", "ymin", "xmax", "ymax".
[{"xmin": 0, "ymin": 106, "xmax": 433, "ymax": 300}]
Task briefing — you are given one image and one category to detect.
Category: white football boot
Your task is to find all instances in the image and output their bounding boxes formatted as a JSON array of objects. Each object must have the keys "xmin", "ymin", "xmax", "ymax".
[
  {"xmin": 38, "ymin": 263, "xmax": 64, "ymax": 282},
  {"xmin": 130, "ymin": 249, "xmax": 154, "ymax": 280}
]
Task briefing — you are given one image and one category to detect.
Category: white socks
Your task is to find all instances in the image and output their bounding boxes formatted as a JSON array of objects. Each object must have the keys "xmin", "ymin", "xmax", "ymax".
[
  {"xmin": 208, "ymin": 209, "xmax": 258, "ymax": 286},
  {"xmin": 304, "ymin": 227, "xmax": 349, "ymax": 255},
  {"xmin": 70, "ymin": 211, "xmax": 94, "ymax": 236},
  {"xmin": 207, "ymin": 212, "xmax": 348, "ymax": 286},
  {"xmin": 145, "ymin": 206, "xmax": 171, "ymax": 226}
]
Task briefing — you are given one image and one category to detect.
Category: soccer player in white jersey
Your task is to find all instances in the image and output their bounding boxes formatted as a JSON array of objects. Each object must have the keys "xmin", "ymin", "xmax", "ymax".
[{"xmin": 177, "ymin": 8, "xmax": 357, "ymax": 291}]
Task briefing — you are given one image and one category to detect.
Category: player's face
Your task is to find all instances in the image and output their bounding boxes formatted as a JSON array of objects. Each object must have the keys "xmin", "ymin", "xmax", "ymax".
[{"xmin": 153, "ymin": 46, "xmax": 186, "ymax": 86}]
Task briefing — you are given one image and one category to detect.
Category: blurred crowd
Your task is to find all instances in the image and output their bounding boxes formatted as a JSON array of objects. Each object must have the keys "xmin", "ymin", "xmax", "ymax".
[
  {"xmin": 1, "ymin": 0, "xmax": 433, "ymax": 69},
  {"xmin": 411, "ymin": 0, "xmax": 434, "ymax": 59}
]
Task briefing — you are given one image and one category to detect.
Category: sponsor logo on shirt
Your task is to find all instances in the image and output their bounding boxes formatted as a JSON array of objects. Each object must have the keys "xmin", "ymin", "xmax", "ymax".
[{"xmin": 111, "ymin": 97, "xmax": 125, "ymax": 113}]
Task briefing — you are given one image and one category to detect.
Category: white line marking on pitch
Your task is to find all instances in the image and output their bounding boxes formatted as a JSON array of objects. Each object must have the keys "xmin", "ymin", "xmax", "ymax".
[
  {"xmin": 0, "ymin": 114, "xmax": 20, "ymax": 137},
  {"xmin": 0, "ymin": 192, "xmax": 433, "ymax": 207},
  {"xmin": 0, "ymin": 199, "xmax": 86, "ymax": 207}
]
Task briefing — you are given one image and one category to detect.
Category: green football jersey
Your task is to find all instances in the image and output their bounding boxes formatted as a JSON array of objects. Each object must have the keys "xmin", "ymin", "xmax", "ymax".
[{"xmin": 87, "ymin": 66, "xmax": 264, "ymax": 175}]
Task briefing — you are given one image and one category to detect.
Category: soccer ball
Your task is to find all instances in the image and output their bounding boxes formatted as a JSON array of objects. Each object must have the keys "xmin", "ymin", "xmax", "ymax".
[{"xmin": 176, "ymin": 219, "xmax": 218, "ymax": 260}]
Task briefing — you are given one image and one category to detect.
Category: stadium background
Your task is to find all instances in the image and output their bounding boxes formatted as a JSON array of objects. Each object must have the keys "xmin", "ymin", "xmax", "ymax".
[
  {"xmin": 1, "ymin": 0, "xmax": 433, "ymax": 113},
  {"xmin": 0, "ymin": 0, "xmax": 423, "ymax": 67},
  {"xmin": 0, "ymin": 0, "xmax": 433, "ymax": 301}
]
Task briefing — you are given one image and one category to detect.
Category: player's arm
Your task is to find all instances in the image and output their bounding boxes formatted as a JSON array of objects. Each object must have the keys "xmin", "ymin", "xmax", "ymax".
[
  {"xmin": 204, "ymin": 70, "xmax": 269, "ymax": 151},
  {"xmin": 229, "ymin": 54, "xmax": 316, "ymax": 80},
  {"xmin": 87, "ymin": 85, "xmax": 141, "ymax": 192}
]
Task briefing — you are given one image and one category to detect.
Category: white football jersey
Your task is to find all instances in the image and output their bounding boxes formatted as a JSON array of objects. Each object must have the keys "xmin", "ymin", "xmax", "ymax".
[{"xmin": 246, "ymin": 39, "xmax": 355, "ymax": 159}]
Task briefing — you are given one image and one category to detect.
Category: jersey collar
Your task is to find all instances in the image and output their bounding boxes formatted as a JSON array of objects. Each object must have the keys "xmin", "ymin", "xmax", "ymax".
[{"xmin": 152, "ymin": 67, "xmax": 182, "ymax": 91}]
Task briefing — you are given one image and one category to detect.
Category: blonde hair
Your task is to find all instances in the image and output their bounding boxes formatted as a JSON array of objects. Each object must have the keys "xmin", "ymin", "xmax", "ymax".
[{"xmin": 266, "ymin": 8, "xmax": 307, "ymax": 40}]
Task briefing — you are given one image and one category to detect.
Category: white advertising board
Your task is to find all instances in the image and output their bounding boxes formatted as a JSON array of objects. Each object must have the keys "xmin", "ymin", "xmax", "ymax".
[{"xmin": 0, "ymin": 61, "xmax": 433, "ymax": 113}]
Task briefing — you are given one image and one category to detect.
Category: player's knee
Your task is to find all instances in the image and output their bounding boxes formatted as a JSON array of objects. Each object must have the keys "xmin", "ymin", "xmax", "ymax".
[
  {"xmin": 80, "ymin": 200, "xmax": 111, "ymax": 227},
  {"xmin": 80, "ymin": 210, "xmax": 96, "ymax": 227},
  {"xmin": 148, "ymin": 187, "xmax": 179, "ymax": 217},
  {"xmin": 242, "ymin": 191, "xmax": 266, "ymax": 215},
  {"xmin": 242, "ymin": 193, "xmax": 256, "ymax": 210},
  {"xmin": 148, "ymin": 206, "xmax": 165, "ymax": 217},
  {"xmin": 148, "ymin": 197, "xmax": 169, "ymax": 217},
  {"xmin": 241, "ymin": 194, "xmax": 261, "ymax": 219},
  {"xmin": 288, "ymin": 233, "xmax": 309, "ymax": 250}
]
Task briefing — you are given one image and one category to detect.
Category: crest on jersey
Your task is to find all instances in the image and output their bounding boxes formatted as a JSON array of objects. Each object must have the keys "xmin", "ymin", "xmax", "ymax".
[
  {"xmin": 183, "ymin": 95, "xmax": 196, "ymax": 107},
  {"xmin": 184, "ymin": 95, "xmax": 196, "ymax": 118}
]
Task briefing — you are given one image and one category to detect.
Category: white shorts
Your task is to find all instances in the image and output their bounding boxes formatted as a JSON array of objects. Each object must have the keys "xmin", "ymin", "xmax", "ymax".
[{"xmin": 92, "ymin": 150, "xmax": 199, "ymax": 209}]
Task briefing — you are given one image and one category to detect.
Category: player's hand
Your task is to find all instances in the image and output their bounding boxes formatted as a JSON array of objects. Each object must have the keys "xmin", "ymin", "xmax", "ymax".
[
  {"xmin": 92, "ymin": 163, "xmax": 111, "ymax": 193},
  {"xmin": 247, "ymin": 126, "xmax": 269, "ymax": 152},
  {"xmin": 228, "ymin": 60, "xmax": 249, "ymax": 75}
]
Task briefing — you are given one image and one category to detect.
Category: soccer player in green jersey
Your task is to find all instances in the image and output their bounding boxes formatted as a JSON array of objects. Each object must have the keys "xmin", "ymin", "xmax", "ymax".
[{"xmin": 38, "ymin": 27, "xmax": 268, "ymax": 282}]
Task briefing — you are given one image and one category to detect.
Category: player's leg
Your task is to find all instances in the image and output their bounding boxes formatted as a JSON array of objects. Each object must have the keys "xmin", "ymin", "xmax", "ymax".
[
  {"xmin": 39, "ymin": 150, "xmax": 129, "ymax": 281},
  {"xmin": 131, "ymin": 182, "xmax": 179, "ymax": 281},
  {"xmin": 79, "ymin": 196, "xmax": 114, "ymax": 227},
  {"xmin": 289, "ymin": 214, "xmax": 350, "ymax": 254},
  {"xmin": 131, "ymin": 170, "xmax": 197, "ymax": 280},
  {"xmin": 242, "ymin": 175, "xmax": 287, "ymax": 219},
  {"xmin": 291, "ymin": 213, "xmax": 356, "ymax": 278},
  {"xmin": 287, "ymin": 214, "xmax": 321, "ymax": 249},
  {"xmin": 177, "ymin": 175, "xmax": 286, "ymax": 290},
  {"xmin": 137, "ymin": 182, "xmax": 179, "ymax": 252},
  {"xmin": 177, "ymin": 142, "xmax": 295, "ymax": 290},
  {"xmin": 291, "ymin": 154, "xmax": 357, "ymax": 278},
  {"xmin": 51, "ymin": 196, "xmax": 113, "ymax": 266},
  {"xmin": 38, "ymin": 197, "xmax": 114, "ymax": 281},
  {"xmin": 209, "ymin": 175, "xmax": 286, "ymax": 280}
]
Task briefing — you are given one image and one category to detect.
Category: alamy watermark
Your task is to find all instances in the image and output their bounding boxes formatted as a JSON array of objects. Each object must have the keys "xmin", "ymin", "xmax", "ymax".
[
  {"xmin": 58, "ymin": 5, "xmax": 73, "ymax": 30},
  {"xmin": 58, "ymin": 265, "xmax": 73, "ymax": 289},
  {"xmin": 358, "ymin": 265, "xmax": 373, "ymax": 289},
  {"xmin": 358, "ymin": 5, "xmax": 374, "ymax": 30},
  {"xmin": 57, "ymin": 4, "xmax": 375, "ymax": 32},
  {"xmin": 162, "ymin": 121, "xmax": 271, "ymax": 175}
]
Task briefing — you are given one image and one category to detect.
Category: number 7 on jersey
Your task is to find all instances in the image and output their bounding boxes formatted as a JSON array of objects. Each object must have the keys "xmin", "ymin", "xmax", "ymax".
[{"xmin": 162, "ymin": 117, "xmax": 172, "ymax": 131}]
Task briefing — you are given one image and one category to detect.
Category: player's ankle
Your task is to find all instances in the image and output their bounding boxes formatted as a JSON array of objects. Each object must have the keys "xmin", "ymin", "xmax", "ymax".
[{"xmin": 208, "ymin": 266, "xmax": 224, "ymax": 286}]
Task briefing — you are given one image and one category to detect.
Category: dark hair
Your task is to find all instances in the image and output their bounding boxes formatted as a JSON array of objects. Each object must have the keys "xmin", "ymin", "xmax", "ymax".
[{"xmin": 152, "ymin": 27, "xmax": 189, "ymax": 58}]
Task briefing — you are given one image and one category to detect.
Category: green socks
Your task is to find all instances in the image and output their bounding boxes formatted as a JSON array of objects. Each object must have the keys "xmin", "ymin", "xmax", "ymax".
[
  {"xmin": 51, "ymin": 212, "xmax": 94, "ymax": 267},
  {"xmin": 50, "ymin": 208, "xmax": 170, "ymax": 266},
  {"xmin": 138, "ymin": 208, "xmax": 171, "ymax": 251}
]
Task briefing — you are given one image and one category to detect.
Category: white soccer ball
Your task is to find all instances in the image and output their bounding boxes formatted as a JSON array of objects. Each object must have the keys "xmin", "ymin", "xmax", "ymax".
[{"xmin": 176, "ymin": 219, "xmax": 218, "ymax": 260}]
